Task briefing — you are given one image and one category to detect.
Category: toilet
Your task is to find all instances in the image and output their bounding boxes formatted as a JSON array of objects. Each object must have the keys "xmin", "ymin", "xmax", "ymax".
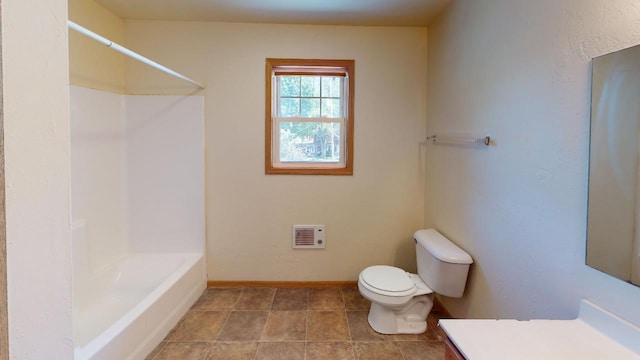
[{"xmin": 358, "ymin": 229, "xmax": 473, "ymax": 334}]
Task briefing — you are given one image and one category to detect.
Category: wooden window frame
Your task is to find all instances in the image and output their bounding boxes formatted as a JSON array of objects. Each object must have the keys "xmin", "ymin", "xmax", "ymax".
[{"xmin": 265, "ymin": 58, "xmax": 355, "ymax": 175}]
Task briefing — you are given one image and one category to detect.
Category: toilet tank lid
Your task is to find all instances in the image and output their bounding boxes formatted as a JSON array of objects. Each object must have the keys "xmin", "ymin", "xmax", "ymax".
[{"xmin": 414, "ymin": 229, "xmax": 473, "ymax": 265}]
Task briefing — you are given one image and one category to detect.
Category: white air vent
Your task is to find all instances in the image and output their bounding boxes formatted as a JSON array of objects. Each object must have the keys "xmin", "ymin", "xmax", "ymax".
[{"xmin": 292, "ymin": 225, "xmax": 325, "ymax": 249}]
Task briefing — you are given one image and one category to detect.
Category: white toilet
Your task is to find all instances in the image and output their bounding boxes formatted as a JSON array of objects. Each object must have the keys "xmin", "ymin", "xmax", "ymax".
[{"xmin": 358, "ymin": 229, "xmax": 473, "ymax": 334}]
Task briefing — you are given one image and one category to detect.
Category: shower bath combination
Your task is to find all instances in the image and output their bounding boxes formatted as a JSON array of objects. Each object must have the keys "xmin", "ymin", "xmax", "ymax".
[{"xmin": 70, "ymin": 86, "xmax": 205, "ymax": 360}]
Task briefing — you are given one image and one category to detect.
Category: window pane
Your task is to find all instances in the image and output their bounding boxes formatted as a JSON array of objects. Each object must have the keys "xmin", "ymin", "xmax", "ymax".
[
  {"xmin": 279, "ymin": 121, "xmax": 341, "ymax": 162},
  {"xmin": 301, "ymin": 76, "xmax": 321, "ymax": 97},
  {"xmin": 300, "ymin": 98, "xmax": 320, "ymax": 118},
  {"xmin": 321, "ymin": 99, "xmax": 341, "ymax": 118},
  {"xmin": 321, "ymin": 76, "xmax": 342, "ymax": 98},
  {"xmin": 280, "ymin": 98, "xmax": 300, "ymax": 117},
  {"xmin": 279, "ymin": 122, "xmax": 307, "ymax": 161},
  {"xmin": 280, "ymin": 76, "xmax": 300, "ymax": 96}
]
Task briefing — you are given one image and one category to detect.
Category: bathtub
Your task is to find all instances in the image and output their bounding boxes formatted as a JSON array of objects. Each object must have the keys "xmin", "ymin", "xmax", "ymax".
[{"xmin": 73, "ymin": 253, "xmax": 206, "ymax": 360}]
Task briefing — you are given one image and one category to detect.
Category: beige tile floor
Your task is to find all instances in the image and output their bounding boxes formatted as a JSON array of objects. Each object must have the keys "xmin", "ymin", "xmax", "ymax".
[{"xmin": 146, "ymin": 286, "xmax": 448, "ymax": 360}]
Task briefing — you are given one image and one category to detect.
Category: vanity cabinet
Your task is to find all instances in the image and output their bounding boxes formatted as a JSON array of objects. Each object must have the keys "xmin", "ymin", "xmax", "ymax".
[
  {"xmin": 438, "ymin": 301, "xmax": 640, "ymax": 360},
  {"xmin": 444, "ymin": 337, "xmax": 465, "ymax": 360}
]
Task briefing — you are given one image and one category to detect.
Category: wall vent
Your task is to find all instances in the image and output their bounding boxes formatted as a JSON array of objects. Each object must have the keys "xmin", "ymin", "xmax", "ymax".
[{"xmin": 292, "ymin": 225, "xmax": 325, "ymax": 249}]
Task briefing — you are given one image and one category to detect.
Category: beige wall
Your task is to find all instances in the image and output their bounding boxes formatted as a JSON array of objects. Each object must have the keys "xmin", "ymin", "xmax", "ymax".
[
  {"xmin": 68, "ymin": 0, "xmax": 125, "ymax": 92},
  {"xmin": 427, "ymin": 0, "xmax": 640, "ymax": 324},
  {"xmin": 123, "ymin": 21, "xmax": 427, "ymax": 281},
  {"xmin": 2, "ymin": 0, "xmax": 73, "ymax": 357}
]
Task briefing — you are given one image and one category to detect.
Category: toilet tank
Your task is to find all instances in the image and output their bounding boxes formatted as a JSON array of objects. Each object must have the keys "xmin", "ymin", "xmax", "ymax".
[{"xmin": 414, "ymin": 229, "xmax": 473, "ymax": 298}]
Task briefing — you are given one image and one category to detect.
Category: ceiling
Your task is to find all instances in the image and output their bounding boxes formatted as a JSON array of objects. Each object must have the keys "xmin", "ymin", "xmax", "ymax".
[{"xmin": 95, "ymin": 0, "xmax": 451, "ymax": 27}]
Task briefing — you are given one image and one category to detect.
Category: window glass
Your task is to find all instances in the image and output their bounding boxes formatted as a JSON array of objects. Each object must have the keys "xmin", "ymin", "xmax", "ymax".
[
  {"xmin": 279, "ymin": 121, "xmax": 341, "ymax": 163},
  {"xmin": 321, "ymin": 99, "xmax": 341, "ymax": 118},
  {"xmin": 321, "ymin": 77, "xmax": 341, "ymax": 98},
  {"xmin": 301, "ymin": 76, "xmax": 321, "ymax": 97},
  {"xmin": 280, "ymin": 76, "xmax": 300, "ymax": 97},
  {"xmin": 280, "ymin": 98, "xmax": 299, "ymax": 118},
  {"xmin": 300, "ymin": 98, "xmax": 321, "ymax": 118}
]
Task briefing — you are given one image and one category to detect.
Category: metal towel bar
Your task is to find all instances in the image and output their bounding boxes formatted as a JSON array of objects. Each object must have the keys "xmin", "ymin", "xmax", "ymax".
[{"xmin": 426, "ymin": 135, "xmax": 492, "ymax": 146}]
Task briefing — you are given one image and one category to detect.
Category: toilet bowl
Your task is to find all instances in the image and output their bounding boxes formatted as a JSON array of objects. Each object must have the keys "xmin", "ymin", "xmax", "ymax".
[
  {"xmin": 358, "ymin": 265, "xmax": 434, "ymax": 334},
  {"xmin": 358, "ymin": 229, "xmax": 473, "ymax": 335}
]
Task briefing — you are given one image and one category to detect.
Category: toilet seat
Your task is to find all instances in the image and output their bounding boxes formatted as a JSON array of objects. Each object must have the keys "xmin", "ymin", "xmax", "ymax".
[{"xmin": 359, "ymin": 265, "xmax": 416, "ymax": 297}]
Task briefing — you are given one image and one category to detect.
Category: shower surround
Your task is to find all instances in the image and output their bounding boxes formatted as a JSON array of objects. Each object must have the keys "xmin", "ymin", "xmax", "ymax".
[{"xmin": 70, "ymin": 86, "xmax": 205, "ymax": 359}]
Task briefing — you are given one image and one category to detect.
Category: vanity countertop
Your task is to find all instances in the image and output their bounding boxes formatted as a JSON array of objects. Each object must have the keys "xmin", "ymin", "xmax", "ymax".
[{"xmin": 439, "ymin": 300, "xmax": 640, "ymax": 360}]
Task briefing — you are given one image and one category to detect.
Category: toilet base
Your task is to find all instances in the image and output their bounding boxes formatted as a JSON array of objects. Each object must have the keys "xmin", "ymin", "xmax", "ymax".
[{"xmin": 366, "ymin": 294, "xmax": 433, "ymax": 335}]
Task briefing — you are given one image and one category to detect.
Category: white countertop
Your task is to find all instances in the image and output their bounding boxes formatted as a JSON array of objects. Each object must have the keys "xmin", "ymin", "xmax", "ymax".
[{"xmin": 439, "ymin": 300, "xmax": 640, "ymax": 360}]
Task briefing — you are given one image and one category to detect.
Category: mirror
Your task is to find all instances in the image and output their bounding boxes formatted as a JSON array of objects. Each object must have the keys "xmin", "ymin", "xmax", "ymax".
[{"xmin": 587, "ymin": 44, "xmax": 640, "ymax": 286}]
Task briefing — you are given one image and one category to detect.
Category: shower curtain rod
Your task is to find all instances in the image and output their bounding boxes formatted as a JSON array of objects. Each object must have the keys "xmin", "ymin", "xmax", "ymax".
[{"xmin": 68, "ymin": 20, "xmax": 205, "ymax": 89}]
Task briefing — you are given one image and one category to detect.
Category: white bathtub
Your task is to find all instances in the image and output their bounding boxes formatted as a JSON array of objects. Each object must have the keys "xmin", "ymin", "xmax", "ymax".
[{"xmin": 73, "ymin": 253, "xmax": 206, "ymax": 360}]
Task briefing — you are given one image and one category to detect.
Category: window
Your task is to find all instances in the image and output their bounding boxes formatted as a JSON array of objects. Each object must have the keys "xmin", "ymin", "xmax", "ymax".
[{"xmin": 266, "ymin": 58, "xmax": 355, "ymax": 175}]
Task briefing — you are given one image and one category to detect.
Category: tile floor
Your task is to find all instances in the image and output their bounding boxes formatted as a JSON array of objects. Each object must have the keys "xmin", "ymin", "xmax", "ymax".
[{"xmin": 146, "ymin": 286, "xmax": 449, "ymax": 360}]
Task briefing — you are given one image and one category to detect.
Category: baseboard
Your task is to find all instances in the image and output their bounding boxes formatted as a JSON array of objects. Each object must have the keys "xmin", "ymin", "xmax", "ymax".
[
  {"xmin": 207, "ymin": 280, "xmax": 358, "ymax": 288},
  {"xmin": 433, "ymin": 296, "xmax": 453, "ymax": 318}
]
